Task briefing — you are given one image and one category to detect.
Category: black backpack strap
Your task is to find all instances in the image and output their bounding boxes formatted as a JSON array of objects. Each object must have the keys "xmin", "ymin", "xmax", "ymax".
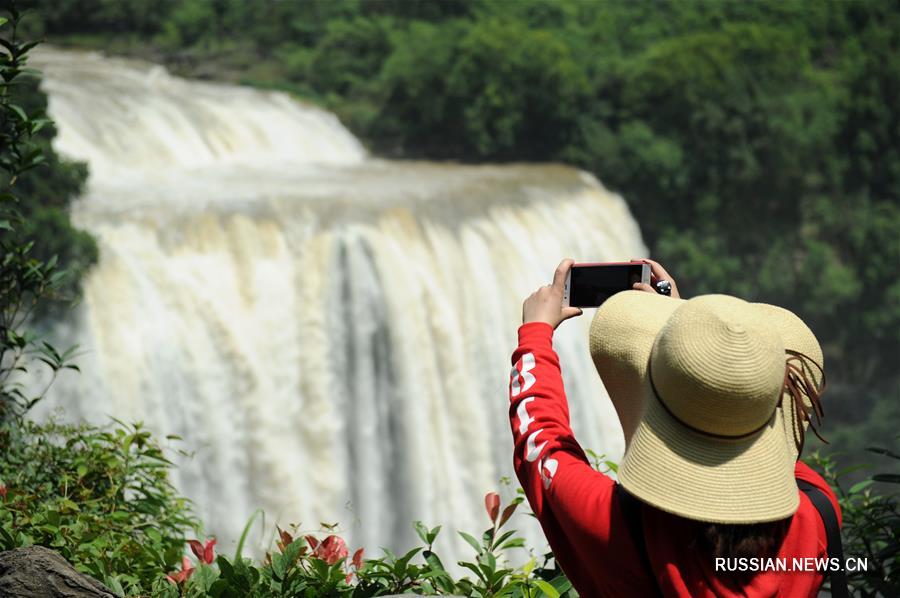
[
  {"xmin": 616, "ymin": 484, "xmax": 662, "ymax": 596},
  {"xmin": 797, "ymin": 480, "xmax": 849, "ymax": 598}
]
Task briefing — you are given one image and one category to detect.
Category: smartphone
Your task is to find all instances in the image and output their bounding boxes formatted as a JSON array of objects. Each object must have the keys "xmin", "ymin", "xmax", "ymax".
[{"xmin": 563, "ymin": 261, "xmax": 650, "ymax": 308}]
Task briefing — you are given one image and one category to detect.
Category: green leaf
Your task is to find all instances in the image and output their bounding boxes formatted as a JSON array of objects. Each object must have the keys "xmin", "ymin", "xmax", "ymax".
[
  {"xmin": 271, "ymin": 552, "xmax": 286, "ymax": 581},
  {"xmin": 427, "ymin": 525, "xmax": 442, "ymax": 544},
  {"xmin": 493, "ymin": 529, "xmax": 516, "ymax": 548},
  {"xmin": 393, "ymin": 547, "xmax": 421, "ymax": 578},
  {"xmin": 234, "ymin": 508, "xmax": 263, "ymax": 561},
  {"xmin": 481, "ymin": 549, "xmax": 496, "ymax": 574},
  {"xmin": 459, "ymin": 531, "xmax": 482, "ymax": 554},
  {"xmin": 191, "ymin": 565, "xmax": 219, "ymax": 591},
  {"xmin": 499, "ymin": 537, "xmax": 525, "ymax": 550},
  {"xmin": 849, "ymin": 480, "xmax": 874, "ymax": 494},
  {"xmin": 105, "ymin": 576, "xmax": 125, "ymax": 596},
  {"xmin": 208, "ymin": 578, "xmax": 230, "ymax": 597},
  {"xmin": 216, "ymin": 555, "xmax": 234, "ymax": 580},
  {"xmin": 458, "ymin": 560, "xmax": 487, "ymax": 583},
  {"xmin": 310, "ymin": 556, "xmax": 330, "ymax": 579},
  {"xmin": 281, "ymin": 537, "xmax": 303, "ymax": 565},
  {"xmin": 423, "ymin": 549, "xmax": 445, "ymax": 572},
  {"xmin": 9, "ymin": 104, "xmax": 27, "ymax": 123},
  {"xmin": 550, "ymin": 574, "xmax": 573, "ymax": 594},
  {"xmin": 534, "ymin": 579, "xmax": 561, "ymax": 598},
  {"xmin": 413, "ymin": 520, "xmax": 430, "ymax": 544},
  {"xmin": 19, "ymin": 41, "xmax": 40, "ymax": 56},
  {"xmin": 873, "ymin": 473, "xmax": 900, "ymax": 484}
]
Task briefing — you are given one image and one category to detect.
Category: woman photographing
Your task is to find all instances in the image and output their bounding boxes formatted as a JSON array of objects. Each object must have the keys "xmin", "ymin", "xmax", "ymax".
[{"xmin": 509, "ymin": 259, "xmax": 841, "ymax": 597}]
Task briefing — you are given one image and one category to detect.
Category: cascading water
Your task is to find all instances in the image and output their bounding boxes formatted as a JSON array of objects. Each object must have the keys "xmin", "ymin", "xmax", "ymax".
[{"xmin": 30, "ymin": 47, "xmax": 645, "ymax": 562}]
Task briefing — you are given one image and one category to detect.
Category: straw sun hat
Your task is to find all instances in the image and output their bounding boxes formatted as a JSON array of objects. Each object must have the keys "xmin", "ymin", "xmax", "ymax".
[{"xmin": 590, "ymin": 291, "xmax": 825, "ymax": 524}]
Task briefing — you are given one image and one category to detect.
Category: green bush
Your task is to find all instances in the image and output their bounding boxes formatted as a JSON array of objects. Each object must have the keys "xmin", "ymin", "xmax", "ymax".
[
  {"xmin": 0, "ymin": 437, "xmax": 576, "ymax": 598},
  {"xmin": 307, "ymin": 17, "xmax": 392, "ymax": 98},
  {"xmin": 807, "ymin": 444, "xmax": 900, "ymax": 596},
  {"xmin": 140, "ymin": 490, "xmax": 574, "ymax": 598},
  {"xmin": 377, "ymin": 18, "xmax": 589, "ymax": 160},
  {"xmin": 0, "ymin": 419, "xmax": 199, "ymax": 595},
  {"xmin": 0, "ymin": 1, "xmax": 95, "ymax": 314},
  {"xmin": 1, "ymin": 1, "xmax": 84, "ymax": 421}
]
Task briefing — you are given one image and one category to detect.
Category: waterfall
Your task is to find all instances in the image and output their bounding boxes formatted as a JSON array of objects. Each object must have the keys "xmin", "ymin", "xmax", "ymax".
[{"xmin": 30, "ymin": 48, "xmax": 645, "ymax": 562}]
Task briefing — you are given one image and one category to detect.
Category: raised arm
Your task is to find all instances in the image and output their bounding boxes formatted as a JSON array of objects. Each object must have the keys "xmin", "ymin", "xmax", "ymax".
[{"xmin": 509, "ymin": 259, "xmax": 615, "ymax": 521}]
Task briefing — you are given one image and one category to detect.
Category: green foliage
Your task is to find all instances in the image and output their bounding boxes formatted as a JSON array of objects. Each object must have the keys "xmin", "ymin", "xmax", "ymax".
[
  {"xmin": 376, "ymin": 18, "xmax": 588, "ymax": 160},
  {"xmin": 807, "ymin": 443, "xmax": 900, "ymax": 596},
  {"xmin": 0, "ymin": 426, "xmax": 576, "ymax": 598},
  {"xmin": 145, "ymin": 491, "xmax": 574, "ymax": 598},
  {"xmin": 0, "ymin": 0, "xmax": 88, "ymax": 420},
  {"xmin": 1, "ymin": 0, "xmax": 95, "ymax": 315},
  {"xmin": 307, "ymin": 17, "xmax": 391, "ymax": 98},
  {"xmin": 0, "ymin": 419, "xmax": 199, "ymax": 596}
]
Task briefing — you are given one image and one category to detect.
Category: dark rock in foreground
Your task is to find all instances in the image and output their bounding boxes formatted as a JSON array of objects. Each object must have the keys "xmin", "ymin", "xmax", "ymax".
[{"xmin": 0, "ymin": 546, "xmax": 117, "ymax": 597}]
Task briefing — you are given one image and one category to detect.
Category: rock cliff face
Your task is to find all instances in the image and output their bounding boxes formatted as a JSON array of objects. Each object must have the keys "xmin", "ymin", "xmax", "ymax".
[{"xmin": 0, "ymin": 546, "xmax": 117, "ymax": 598}]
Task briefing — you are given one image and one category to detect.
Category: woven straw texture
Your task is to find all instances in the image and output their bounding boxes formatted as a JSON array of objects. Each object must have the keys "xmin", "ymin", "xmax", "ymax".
[
  {"xmin": 588, "ymin": 291, "xmax": 679, "ymax": 445},
  {"xmin": 754, "ymin": 303, "xmax": 824, "ymax": 462},
  {"xmin": 592, "ymin": 293, "xmax": 804, "ymax": 523},
  {"xmin": 591, "ymin": 292, "xmax": 824, "ymax": 465}
]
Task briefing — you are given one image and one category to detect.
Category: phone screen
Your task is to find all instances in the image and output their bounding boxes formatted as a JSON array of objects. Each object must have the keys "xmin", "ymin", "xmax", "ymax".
[{"xmin": 568, "ymin": 264, "xmax": 647, "ymax": 307}]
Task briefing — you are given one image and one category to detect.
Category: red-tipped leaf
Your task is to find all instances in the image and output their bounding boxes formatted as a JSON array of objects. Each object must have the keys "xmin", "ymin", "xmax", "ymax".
[
  {"xmin": 314, "ymin": 535, "xmax": 348, "ymax": 565},
  {"xmin": 166, "ymin": 556, "xmax": 195, "ymax": 585},
  {"xmin": 484, "ymin": 492, "xmax": 500, "ymax": 523},
  {"xmin": 187, "ymin": 540, "xmax": 204, "ymax": 561},
  {"xmin": 498, "ymin": 501, "xmax": 518, "ymax": 529},
  {"xmin": 203, "ymin": 538, "xmax": 216, "ymax": 564},
  {"xmin": 278, "ymin": 526, "xmax": 293, "ymax": 546}
]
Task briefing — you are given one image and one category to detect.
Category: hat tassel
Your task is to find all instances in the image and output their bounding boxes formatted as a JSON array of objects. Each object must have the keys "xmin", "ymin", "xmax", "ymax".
[{"xmin": 783, "ymin": 350, "xmax": 827, "ymax": 454}]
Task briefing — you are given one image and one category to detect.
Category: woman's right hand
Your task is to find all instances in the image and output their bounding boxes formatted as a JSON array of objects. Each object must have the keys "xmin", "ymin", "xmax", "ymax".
[
  {"xmin": 631, "ymin": 258, "xmax": 681, "ymax": 299},
  {"xmin": 521, "ymin": 259, "xmax": 583, "ymax": 329}
]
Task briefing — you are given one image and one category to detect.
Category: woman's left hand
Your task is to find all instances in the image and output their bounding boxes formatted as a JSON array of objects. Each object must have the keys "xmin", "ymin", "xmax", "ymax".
[
  {"xmin": 631, "ymin": 258, "xmax": 681, "ymax": 299},
  {"xmin": 522, "ymin": 259, "xmax": 583, "ymax": 329}
]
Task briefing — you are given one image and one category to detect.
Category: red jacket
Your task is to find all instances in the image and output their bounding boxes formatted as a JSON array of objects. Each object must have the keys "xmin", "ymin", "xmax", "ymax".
[{"xmin": 509, "ymin": 322, "xmax": 841, "ymax": 597}]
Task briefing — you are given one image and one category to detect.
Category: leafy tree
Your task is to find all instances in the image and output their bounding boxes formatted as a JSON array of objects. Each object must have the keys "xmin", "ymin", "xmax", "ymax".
[
  {"xmin": 0, "ymin": 420, "xmax": 199, "ymax": 595},
  {"xmin": 307, "ymin": 17, "xmax": 392, "ymax": 98},
  {"xmin": 3, "ymin": 2, "xmax": 95, "ymax": 316},
  {"xmin": 378, "ymin": 18, "xmax": 589, "ymax": 159},
  {"xmin": 1, "ymin": 0, "xmax": 83, "ymax": 420}
]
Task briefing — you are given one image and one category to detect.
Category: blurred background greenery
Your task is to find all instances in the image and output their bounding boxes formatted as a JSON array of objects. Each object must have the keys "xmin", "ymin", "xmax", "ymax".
[{"xmin": 14, "ymin": 0, "xmax": 900, "ymax": 464}]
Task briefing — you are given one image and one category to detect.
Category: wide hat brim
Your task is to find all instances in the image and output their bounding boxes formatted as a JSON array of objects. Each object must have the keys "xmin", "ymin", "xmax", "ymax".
[
  {"xmin": 618, "ymin": 375, "xmax": 799, "ymax": 523},
  {"xmin": 589, "ymin": 291, "xmax": 681, "ymax": 444},
  {"xmin": 591, "ymin": 291, "xmax": 810, "ymax": 523}
]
